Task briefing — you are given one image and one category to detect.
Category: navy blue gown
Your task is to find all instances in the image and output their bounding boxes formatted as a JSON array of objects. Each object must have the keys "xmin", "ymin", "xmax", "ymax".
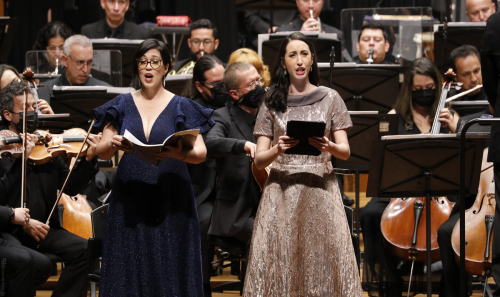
[{"xmin": 93, "ymin": 93, "xmax": 214, "ymax": 297}]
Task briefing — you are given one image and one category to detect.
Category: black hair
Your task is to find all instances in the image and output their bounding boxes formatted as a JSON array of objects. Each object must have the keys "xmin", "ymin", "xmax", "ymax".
[
  {"xmin": 263, "ymin": 32, "xmax": 319, "ymax": 113},
  {"xmin": 0, "ymin": 65, "xmax": 21, "ymax": 91},
  {"xmin": 182, "ymin": 54, "xmax": 223, "ymax": 99},
  {"xmin": 131, "ymin": 39, "xmax": 172, "ymax": 89},
  {"xmin": 190, "ymin": 19, "xmax": 218, "ymax": 40},
  {"xmin": 358, "ymin": 22, "xmax": 388, "ymax": 42},
  {"xmin": 0, "ymin": 81, "xmax": 31, "ymax": 126},
  {"xmin": 448, "ymin": 45, "xmax": 481, "ymax": 73},
  {"xmin": 32, "ymin": 21, "xmax": 74, "ymax": 50}
]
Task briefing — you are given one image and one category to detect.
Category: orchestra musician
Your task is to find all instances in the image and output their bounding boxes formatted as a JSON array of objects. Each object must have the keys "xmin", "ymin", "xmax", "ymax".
[
  {"xmin": 37, "ymin": 35, "xmax": 112, "ymax": 102},
  {"xmin": 243, "ymin": 32, "xmax": 362, "ymax": 296},
  {"xmin": 448, "ymin": 45, "xmax": 488, "ymax": 102},
  {"xmin": 32, "ymin": 21, "xmax": 74, "ymax": 75},
  {"xmin": 481, "ymin": 10, "xmax": 500, "ymax": 296},
  {"xmin": 93, "ymin": 38, "xmax": 214, "ymax": 296},
  {"xmin": 0, "ymin": 65, "xmax": 54, "ymax": 114},
  {"xmin": 204, "ymin": 62, "xmax": 263, "ymax": 264},
  {"xmin": 0, "ymin": 133, "xmax": 53, "ymax": 297},
  {"xmin": 0, "ymin": 81, "xmax": 101, "ymax": 297},
  {"xmin": 360, "ymin": 57, "xmax": 458, "ymax": 296},
  {"xmin": 183, "ymin": 54, "xmax": 226, "ymax": 297},
  {"xmin": 171, "ymin": 19, "xmax": 222, "ymax": 74},
  {"xmin": 354, "ymin": 22, "xmax": 393, "ymax": 65},
  {"xmin": 466, "ymin": 0, "xmax": 496, "ymax": 22},
  {"xmin": 81, "ymin": 0, "xmax": 149, "ymax": 39}
]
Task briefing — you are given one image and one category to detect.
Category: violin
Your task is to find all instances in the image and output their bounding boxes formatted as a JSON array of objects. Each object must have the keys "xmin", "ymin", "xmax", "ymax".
[
  {"xmin": 0, "ymin": 128, "xmax": 89, "ymax": 164},
  {"xmin": 451, "ymin": 149, "xmax": 495, "ymax": 277},
  {"xmin": 58, "ymin": 192, "xmax": 93, "ymax": 239},
  {"xmin": 380, "ymin": 69, "xmax": 459, "ymax": 293}
]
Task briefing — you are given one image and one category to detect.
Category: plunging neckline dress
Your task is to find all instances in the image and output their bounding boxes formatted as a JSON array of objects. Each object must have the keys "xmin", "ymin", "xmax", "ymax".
[{"xmin": 93, "ymin": 93, "xmax": 214, "ymax": 297}]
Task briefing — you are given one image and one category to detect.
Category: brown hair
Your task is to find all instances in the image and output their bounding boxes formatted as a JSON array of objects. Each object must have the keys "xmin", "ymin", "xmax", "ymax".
[{"xmin": 393, "ymin": 57, "xmax": 442, "ymax": 130}]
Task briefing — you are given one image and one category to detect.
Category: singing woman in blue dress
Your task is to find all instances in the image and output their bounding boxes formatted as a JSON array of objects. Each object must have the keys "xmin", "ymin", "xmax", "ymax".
[{"xmin": 93, "ymin": 39, "xmax": 214, "ymax": 296}]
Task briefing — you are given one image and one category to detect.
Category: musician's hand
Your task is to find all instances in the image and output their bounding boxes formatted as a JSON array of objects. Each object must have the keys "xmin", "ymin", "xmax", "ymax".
[
  {"xmin": 438, "ymin": 108, "xmax": 457, "ymax": 133},
  {"xmin": 11, "ymin": 208, "xmax": 30, "ymax": 227},
  {"xmin": 109, "ymin": 135, "xmax": 132, "ymax": 153},
  {"xmin": 277, "ymin": 133, "xmax": 299, "ymax": 155},
  {"xmin": 86, "ymin": 133, "xmax": 102, "ymax": 161},
  {"xmin": 19, "ymin": 133, "xmax": 38, "ymax": 159},
  {"xmin": 301, "ymin": 18, "xmax": 320, "ymax": 32},
  {"xmin": 23, "ymin": 219, "xmax": 50, "ymax": 242},
  {"xmin": 157, "ymin": 138, "xmax": 187, "ymax": 161},
  {"xmin": 37, "ymin": 99, "xmax": 54, "ymax": 114},
  {"xmin": 267, "ymin": 26, "xmax": 278, "ymax": 33},
  {"xmin": 309, "ymin": 136, "xmax": 332, "ymax": 153},
  {"xmin": 244, "ymin": 141, "xmax": 257, "ymax": 159}
]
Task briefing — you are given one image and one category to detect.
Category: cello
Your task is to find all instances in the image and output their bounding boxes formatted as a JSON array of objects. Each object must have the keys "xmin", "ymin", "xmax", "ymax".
[
  {"xmin": 451, "ymin": 148, "xmax": 495, "ymax": 294},
  {"xmin": 380, "ymin": 69, "xmax": 459, "ymax": 296}
]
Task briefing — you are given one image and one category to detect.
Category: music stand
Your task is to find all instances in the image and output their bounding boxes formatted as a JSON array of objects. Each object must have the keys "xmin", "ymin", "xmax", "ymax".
[
  {"xmin": 319, "ymin": 64, "xmax": 406, "ymax": 112},
  {"xmin": 0, "ymin": 17, "xmax": 17, "ymax": 63},
  {"xmin": 90, "ymin": 39, "xmax": 144, "ymax": 88},
  {"xmin": 164, "ymin": 74, "xmax": 192, "ymax": 96},
  {"xmin": 234, "ymin": 0, "xmax": 296, "ymax": 31},
  {"xmin": 449, "ymin": 100, "xmax": 489, "ymax": 117},
  {"xmin": 366, "ymin": 134, "xmax": 485, "ymax": 296},
  {"xmin": 37, "ymin": 113, "xmax": 72, "ymax": 134},
  {"xmin": 335, "ymin": 111, "xmax": 398, "ymax": 270},
  {"xmin": 433, "ymin": 23, "xmax": 485, "ymax": 69},
  {"xmin": 259, "ymin": 33, "xmax": 340, "ymax": 65}
]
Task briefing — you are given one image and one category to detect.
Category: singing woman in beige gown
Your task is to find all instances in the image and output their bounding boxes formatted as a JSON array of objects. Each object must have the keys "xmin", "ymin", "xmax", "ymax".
[{"xmin": 243, "ymin": 32, "xmax": 362, "ymax": 297}]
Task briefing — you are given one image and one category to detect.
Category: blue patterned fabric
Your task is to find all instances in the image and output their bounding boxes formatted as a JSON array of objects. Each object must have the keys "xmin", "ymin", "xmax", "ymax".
[{"xmin": 93, "ymin": 93, "xmax": 214, "ymax": 297}]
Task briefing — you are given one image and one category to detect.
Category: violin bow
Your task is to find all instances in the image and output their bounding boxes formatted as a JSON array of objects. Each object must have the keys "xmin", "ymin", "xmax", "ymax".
[
  {"xmin": 45, "ymin": 119, "xmax": 95, "ymax": 225},
  {"xmin": 21, "ymin": 88, "xmax": 29, "ymax": 208}
]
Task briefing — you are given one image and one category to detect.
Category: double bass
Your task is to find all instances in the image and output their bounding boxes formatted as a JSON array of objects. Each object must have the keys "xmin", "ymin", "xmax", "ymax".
[{"xmin": 380, "ymin": 70, "xmax": 459, "ymax": 295}]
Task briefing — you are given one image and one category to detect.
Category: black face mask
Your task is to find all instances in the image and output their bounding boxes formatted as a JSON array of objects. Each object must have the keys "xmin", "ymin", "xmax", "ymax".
[
  {"xmin": 412, "ymin": 89, "xmax": 435, "ymax": 107},
  {"xmin": 209, "ymin": 84, "xmax": 229, "ymax": 108},
  {"xmin": 239, "ymin": 85, "xmax": 265, "ymax": 108},
  {"xmin": 13, "ymin": 111, "xmax": 39, "ymax": 133}
]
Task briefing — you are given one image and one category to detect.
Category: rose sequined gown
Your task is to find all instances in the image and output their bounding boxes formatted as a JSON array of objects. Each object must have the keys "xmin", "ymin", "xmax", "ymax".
[{"xmin": 243, "ymin": 86, "xmax": 363, "ymax": 297}]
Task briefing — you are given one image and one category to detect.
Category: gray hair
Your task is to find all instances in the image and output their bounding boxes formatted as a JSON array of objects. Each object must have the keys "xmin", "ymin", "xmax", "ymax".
[
  {"xmin": 63, "ymin": 34, "xmax": 92, "ymax": 56},
  {"xmin": 224, "ymin": 62, "xmax": 254, "ymax": 91}
]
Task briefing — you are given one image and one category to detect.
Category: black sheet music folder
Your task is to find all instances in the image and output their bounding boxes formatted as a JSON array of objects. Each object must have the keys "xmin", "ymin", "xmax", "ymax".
[{"xmin": 285, "ymin": 120, "xmax": 326, "ymax": 156}]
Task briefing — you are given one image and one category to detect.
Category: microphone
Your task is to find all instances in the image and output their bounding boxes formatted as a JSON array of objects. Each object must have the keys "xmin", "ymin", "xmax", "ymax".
[{"xmin": 367, "ymin": 47, "xmax": 374, "ymax": 64}]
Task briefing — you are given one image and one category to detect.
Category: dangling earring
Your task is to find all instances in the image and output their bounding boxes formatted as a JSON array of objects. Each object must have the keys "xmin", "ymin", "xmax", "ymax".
[
  {"xmin": 284, "ymin": 68, "xmax": 287, "ymax": 75},
  {"xmin": 310, "ymin": 66, "xmax": 312, "ymax": 72},
  {"xmin": 163, "ymin": 75, "xmax": 166, "ymax": 88}
]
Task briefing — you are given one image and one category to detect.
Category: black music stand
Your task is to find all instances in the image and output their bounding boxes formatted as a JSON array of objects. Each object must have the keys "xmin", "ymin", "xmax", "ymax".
[
  {"xmin": 234, "ymin": 0, "xmax": 296, "ymax": 31},
  {"xmin": 0, "ymin": 17, "xmax": 18, "ymax": 63},
  {"xmin": 91, "ymin": 39, "xmax": 143, "ymax": 88},
  {"xmin": 459, "ymin": 119, "xmax": 500, "ymax": 297},
  {"xmin": 50, "ymin": 91, "xmax": 118, "ymax": 131},
  {"xmin": 319, "ymin": 65, "xmax": 405, "ymax": 113},
  {"xmin": 434, "ymin": 24, "xmax": 485, "ymax": 69},
  {"xmin": 164, "ymin": 74, "xmax": 191, "ymax": 96},
  {"xmin": 449, "ymin": 100, "xmax": 489, "ymax": 117},
  {"xmin": 334, "ymin": 112, "xmax": 398, "ymax": 270},
  {"xmin": 366, "ymin": 135, "xmax": 484, "ymax": 296}
]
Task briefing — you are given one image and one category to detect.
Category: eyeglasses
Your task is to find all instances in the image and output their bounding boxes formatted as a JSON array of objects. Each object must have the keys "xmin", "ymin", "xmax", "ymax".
[
  {"xmin": 106, "ymin": 0, "xmax": 128, "ymax": 5},
  {"xmin": 235, "ymin": 78, "xmax": 265, "ymax": 90},
  {"xmin": 190, "ymin": 39, "xmax": 214, "ymax": 47},
  {"xmin": 47, "ymin": 45, "xmax": 64, "ymax": 51},
  {"xmin": 68, "ymin": 56, "xmax": 93, "ymax": 69},
  {"xmin": 202, "ymin": 81, "xmax": 224, "ymax": 88},
  {"xmin": 137, "ymin": 59, "xmax": 163, "ymax": 70}
]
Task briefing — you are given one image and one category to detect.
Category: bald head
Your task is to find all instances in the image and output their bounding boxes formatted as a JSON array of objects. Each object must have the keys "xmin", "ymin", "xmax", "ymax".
[{"xmin": 466, "ymin": 0, "xmax": 495, "ymax": 22}]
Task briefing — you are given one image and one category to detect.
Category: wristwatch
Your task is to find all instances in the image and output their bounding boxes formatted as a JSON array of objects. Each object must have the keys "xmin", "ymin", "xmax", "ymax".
[{"xmin": 9, "ymin": 208, "xmax": 15, "ymax": 222}]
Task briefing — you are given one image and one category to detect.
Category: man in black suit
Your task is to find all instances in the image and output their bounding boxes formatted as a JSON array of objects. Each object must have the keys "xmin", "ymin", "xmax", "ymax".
[
  {"xmin": 171, "ymin": 19, "xmax": 221, "ymax": 73},
  {"xmin": 205, "ymin": 62, "xmax": 263, "ymax": 260},
  {"xmin": 0, "ymin": 81, "xmax": 101, "ymax": 297},
  {"xmin": 0, "ymin": 134, "xmax": 52, "ymax": 297},
  {"xmin": 481, "ymin": 10, "xmax": 500, "ymax": 296},
  {"xmin": 184, "ymin": 54, "xmax": 226, "ymax": 297},
  {"xmin": 81, "ymin": 0, "xmax": 149, "ymax": 39},
  {"xmin": 37, "ymin": 35, "xmax": 112, "ymax": 103}
]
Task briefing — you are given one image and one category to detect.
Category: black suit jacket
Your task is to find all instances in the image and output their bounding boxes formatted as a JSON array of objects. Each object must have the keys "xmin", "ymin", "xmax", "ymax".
[
  {"xmin": 37, "ymin": 74, "xmax": 112, "ymax": 104},
  {"xmin": 81, "ymin": 20, "xmax": 149, "ymax": 40},
  {"xmin": 186, "ymin": 97, "xmax": 218, "ymax": 208},
  {"xmin": 0, "ymin": 158, "xmax": 23, "ymax": 231},
  {"xmin": 0, "ymin": 144, "xmax": 99, "ymax": 227},
  {"xmin": 481, "ymin": 11, "xmax": 500, "ymax": 163},
  {"xmin": 205, "ymin": 104, "xmax": 261, "ymax": 237}
]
